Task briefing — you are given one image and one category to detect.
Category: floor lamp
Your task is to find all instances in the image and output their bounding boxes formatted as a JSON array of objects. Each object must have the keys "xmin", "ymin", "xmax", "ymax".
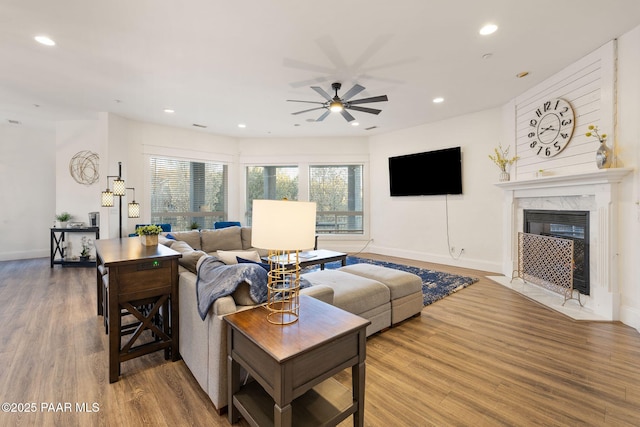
[
  {"xmin": 251, "ymin": 199, "xmax": 316, "ymax": 325},
  {"xmin": 101, "ymin": 162, "xmax": 140, "ymax": 238}
]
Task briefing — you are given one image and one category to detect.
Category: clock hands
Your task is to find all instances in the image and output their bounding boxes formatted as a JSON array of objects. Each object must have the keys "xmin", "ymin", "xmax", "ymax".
[{"xmin": 539, "ymin": 125, "xmax": 557, "ymax": 135}]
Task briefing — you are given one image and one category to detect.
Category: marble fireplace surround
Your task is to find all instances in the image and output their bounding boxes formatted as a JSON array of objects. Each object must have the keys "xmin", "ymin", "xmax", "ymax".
[{"xmin": 495, "ymin": 168, "xmax": 632, "ymax": 320}]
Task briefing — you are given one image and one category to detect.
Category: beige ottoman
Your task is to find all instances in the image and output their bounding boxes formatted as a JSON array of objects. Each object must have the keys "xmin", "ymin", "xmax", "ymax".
[
  {"xmin": 339, "ymin": 263, "xmax": 423, "ymax": 325},
  {"xmin": 303, "ymin": 269, "xmax": 391, "ymax": 336}
]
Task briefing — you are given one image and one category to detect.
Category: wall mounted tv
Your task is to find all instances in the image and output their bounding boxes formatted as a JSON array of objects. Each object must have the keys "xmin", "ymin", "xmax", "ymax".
[{"xmin": 389, "ymin": 146, "xmax": 462, "ymax": 196}]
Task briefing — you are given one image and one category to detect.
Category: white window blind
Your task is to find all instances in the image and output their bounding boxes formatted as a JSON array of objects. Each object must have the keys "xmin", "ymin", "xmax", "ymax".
[{"xmin": 150, "ymin": 157, "xmax": 227, "ymax": 231}]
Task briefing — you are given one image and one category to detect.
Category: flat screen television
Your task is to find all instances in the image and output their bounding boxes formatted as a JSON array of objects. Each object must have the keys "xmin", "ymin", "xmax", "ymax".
[{"xmin": 389, "ymin": 147, "xmax": 462, "ymax": 196}]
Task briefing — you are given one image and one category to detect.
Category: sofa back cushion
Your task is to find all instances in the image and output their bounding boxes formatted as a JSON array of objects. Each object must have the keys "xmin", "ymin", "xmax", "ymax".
[
  {"xmin": 170, "ymin": 240, "xmax": 207, "ymax": 273},
  {"xmin": 241, "ymin": 227, "xmax": 252, "ymax": 250},
  {"xmin": 201, "ymin": 226, "xmax": 243, "ymax": 253},
  {"xmin": 166, "ymin": 230, "xmax": 202, "ymax": 250}
]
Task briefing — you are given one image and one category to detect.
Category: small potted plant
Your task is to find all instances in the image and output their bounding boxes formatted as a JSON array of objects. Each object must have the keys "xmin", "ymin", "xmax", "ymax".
[
  {"xmin": 80, "ymin": 236, "xmax": 93, "ymax": 261},
  {"xmin": 55, "ymin": 212, "xmax": 72, "ymax": 228},
  {"xmin": 136, "ymin": 224, "xmax": 163, "ymax": 246},
  {"xmin": 489, "ymin": 144, "xmax": 519, "ymax": 181},
  {"xmin": 190, "ymin": 221, "xmax": 200, "ymax": 230}
]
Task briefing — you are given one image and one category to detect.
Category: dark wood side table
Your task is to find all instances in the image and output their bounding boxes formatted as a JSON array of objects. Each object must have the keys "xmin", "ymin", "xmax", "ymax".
[
  {"xmin": 50, "ymin": 226, "xmax": 100, "ymax": 267},
  {"xmin": 95, "ymin": 238, "xmax": 182, "ymax": 383},
  {"xmin": 225, "ymin": 295, "xmax": 370, "ymax": 427}
]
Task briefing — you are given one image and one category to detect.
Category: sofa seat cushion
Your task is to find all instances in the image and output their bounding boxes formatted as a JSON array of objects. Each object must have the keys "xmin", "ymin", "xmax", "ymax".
[
  {"xmin": 202, "ymin": 227, "xmax": 243, "ymax": 253},
  {"xmin": 338, "ymin": 264, "xmax": 421, "ymax": 300},
  {"xmin": 303, "ymin": 270, "xmax": 389, "ymax": 316},
  {"xmin": 338, "ymin": 264, "xmax": 423, "ymax": 325}
]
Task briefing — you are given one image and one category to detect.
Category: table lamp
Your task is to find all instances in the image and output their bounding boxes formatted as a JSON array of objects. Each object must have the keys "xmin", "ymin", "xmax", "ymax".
[{"xmin": 251, "ymin": 199, "xmax": 316, "ymax": 324}]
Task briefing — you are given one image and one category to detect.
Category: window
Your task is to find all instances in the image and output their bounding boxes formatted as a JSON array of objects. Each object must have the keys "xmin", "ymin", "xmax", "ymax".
[
  {"xmin": 310, "ymin": 165, "xmax": 363, "ymax": 234},
  {"xmin": 150, "ymin": 157, "xmax": 227, "ymax": 231},
  {"xmin": 245, "ymin": 166, "xmax": 298, "ymax": 225}
]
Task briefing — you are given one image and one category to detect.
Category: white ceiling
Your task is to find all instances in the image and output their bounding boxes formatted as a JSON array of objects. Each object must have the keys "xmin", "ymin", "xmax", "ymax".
[{"xmin": 2, "ymin": 0, "xmax": 640, "ymax": 138}]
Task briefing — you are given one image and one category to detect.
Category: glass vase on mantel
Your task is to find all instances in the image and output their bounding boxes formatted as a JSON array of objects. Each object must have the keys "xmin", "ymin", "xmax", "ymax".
[
  {"xmin": 596, "ymin": 140, "xmax": 612, "ymax": 169},
  {"xmin": 499, "ymin": 171, "xmax": 510, "ymax": 182}
]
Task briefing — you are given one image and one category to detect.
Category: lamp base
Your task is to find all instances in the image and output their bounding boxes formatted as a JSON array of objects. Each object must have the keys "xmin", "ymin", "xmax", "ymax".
[{"xmin": 265, "ymin": 249, "xmax": 300, "ymax": 325}]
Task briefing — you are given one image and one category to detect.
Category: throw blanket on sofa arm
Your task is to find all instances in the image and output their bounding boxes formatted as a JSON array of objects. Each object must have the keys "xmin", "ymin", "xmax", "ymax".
[{"xmin": 196, "ymin": 256, "xmax": 268, "ymax": 320}]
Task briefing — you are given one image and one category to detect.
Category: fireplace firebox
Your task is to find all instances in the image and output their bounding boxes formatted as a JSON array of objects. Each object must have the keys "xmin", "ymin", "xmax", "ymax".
[{"xmin": 523, "ymin": 210, "xmax": 590, "ymax": 295}]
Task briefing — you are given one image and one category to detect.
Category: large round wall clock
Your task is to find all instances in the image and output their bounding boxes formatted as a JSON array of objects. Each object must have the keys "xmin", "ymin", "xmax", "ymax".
[{"xmin": 527, "ymin": 98, "xmax": 575, "ymax": 158}]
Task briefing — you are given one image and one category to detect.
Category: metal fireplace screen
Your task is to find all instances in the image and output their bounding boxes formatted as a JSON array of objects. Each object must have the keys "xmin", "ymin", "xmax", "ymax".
[{"xmin": 513, "ymin": 232, "xmax": 581, "ymax": 306}]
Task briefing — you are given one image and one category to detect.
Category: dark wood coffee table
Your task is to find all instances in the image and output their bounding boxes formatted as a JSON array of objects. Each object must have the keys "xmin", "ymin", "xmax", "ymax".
[
  {"xmin": 265, "ymin": 249, "xmax": 347, "ymax": 270},
  {"xmin": 225, "ymin": 295, "xmax": 370, "ymax": 427}
]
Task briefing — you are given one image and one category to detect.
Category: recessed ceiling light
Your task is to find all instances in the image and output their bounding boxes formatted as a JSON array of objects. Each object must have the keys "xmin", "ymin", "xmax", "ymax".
[
  {"xmin": 482, "ymin": 53, "xmax": 493, "ymax": 60},
  {"xmin": 34, "ymin": 35, "xmax": 55, "ymax": 46},
  {"xmin": 238, "ymin": 123, "xmax": 246, "ymax": 128},
  {"xmin": 351, "ymin": 122, "xmax": 359, "ymax": 127},
  {"xmin": 479, "ymin": 24, "xmax": 498, "ymax": 35},
  {"xmin": 163, "ymin": 109, "xmax": 174, "ymax": 113},
  {"xmin": 433, "ymin": 97, "xmax": 444, "ymax": 104},
  {"xmin": 516, "ymin": 71, "xmax": 530, "ymax": 78}
]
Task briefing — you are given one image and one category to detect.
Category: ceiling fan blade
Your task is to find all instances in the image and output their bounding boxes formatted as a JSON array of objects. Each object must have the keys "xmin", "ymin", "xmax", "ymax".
[
  {"xmin": 341, "ymin": 84, "xmax": 365, "ymax": 101},
  {"xmin": 340, "ymin": 109, "xmax": 356, "ymax": 122},
  {"xmin": 315, "ymin": 110, "xmax": 331, "ymax": 122},
  {"xmin": 292, "ymin": 106, "xmax": 326, "ymax": 115},
  {"xmin": 287, "ymin": 99, "xmax": 325, "ymax": 105},
  {"xmin": 348, "ymin": 95, "xmax": 388, "ymax": 105},
  {"xmin": 311, "ymin": 86, "xmax": 333, "ymax": 101},
  {"xmin": 346, "ymin": 105, "xmax": 382, "ymax": 115}
]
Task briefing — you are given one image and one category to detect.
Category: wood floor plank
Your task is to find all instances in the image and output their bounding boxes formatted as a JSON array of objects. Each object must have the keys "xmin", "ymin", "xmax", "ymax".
[{"xmin": 1, "ymin": 256, "xmax": 639, "ymax": 426}]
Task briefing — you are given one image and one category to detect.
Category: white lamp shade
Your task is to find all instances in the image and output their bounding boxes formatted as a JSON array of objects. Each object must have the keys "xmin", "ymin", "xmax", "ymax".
[
  {"xmin": 128, "ymin": 201, "xmax": 140, "ymax": 218},
  {"xmin": 101, "ymin": 190, "xmax": 114, "ymax": 207},
  {"xmin": 251, "ymin": 200, "xmax": 316, "ymax": 250},
  {"xmin": 113, "ymin": 178, "xmax": 126, "ymax": 196}
]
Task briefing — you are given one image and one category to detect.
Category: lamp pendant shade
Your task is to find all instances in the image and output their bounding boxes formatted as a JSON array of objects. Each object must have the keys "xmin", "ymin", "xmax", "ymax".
[
  {"xmin": 101, "ymin": 190, "xmax": 114, "ymax": 207},
  {"xmin": 128, "ymin": 201, "xmax": 140, "ymax": 218},
  {"xmin": 251, "ymin": 200, "xmax": 316, "ymax": 250},
  {"xmin": 113, "ymin": 178, "xmax": 126, "ymax": 196}
]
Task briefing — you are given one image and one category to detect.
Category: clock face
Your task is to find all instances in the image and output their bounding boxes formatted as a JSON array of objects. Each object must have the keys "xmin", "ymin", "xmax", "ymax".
[{"xmin": 527, "ymin": 98, "xmax": 575, "ymax": 158}]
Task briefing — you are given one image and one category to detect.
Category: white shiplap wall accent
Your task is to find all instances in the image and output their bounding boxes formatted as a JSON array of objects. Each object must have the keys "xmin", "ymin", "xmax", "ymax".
[{"xmin": 512, "ymin": 41, "xmax": 616, "ymax": 180}]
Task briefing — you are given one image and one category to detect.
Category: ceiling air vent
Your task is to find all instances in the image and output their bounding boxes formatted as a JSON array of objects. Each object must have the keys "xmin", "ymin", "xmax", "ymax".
[
  {"xmin": 8, "ymin": 119, "xmax": 21, "ymax": 125},
  {"xmin": 365, "ymin": 126, "xmax": 377, "ymax": 131},
  {"xmin": 192, "ymin": 123, "xmax": 207, "ymax": 128}
]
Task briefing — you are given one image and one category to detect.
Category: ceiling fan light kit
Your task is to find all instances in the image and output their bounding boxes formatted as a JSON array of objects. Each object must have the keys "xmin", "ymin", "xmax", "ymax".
[{"xmin": 288, "ymin": 82, "xmax": 388, "ymax": 123}]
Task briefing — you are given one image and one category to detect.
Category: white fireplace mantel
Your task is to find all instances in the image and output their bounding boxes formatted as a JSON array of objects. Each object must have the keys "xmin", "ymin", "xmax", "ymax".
[
  {"xmin": 496, "ymin": 167, "xmax": 633, "ymax": 320},
  {"xmin": 495, "ymin": 168, "xmax": 632, "ymax": 192}
]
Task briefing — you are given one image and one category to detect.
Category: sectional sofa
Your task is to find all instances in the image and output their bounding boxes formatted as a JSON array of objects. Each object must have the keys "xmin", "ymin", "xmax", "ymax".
[{"xmin": 161, "ymin": 226, "xmax": 423, "ymax": 413}]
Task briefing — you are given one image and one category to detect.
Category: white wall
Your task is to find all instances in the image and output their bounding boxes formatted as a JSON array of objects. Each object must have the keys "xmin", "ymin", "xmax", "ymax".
[
  {"xmin": 0, "ymin": 124, "xmax": 55, "ymax": 260},
  {"xmin": 616, "ymin": 25, "xmax": 640, "ymax": 330},
  {"xmin": 368, "ymin": 108, "xmax": 504, "ymax": 272}
]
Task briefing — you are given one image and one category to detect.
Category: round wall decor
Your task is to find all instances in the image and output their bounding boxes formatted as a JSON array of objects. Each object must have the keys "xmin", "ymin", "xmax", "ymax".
[
  {"xmin": 69, "ymin": 150, "xmax": 100, "ymax": 185},
  {"xmin": 527, "ymin": 98, "xmax": 575, "ymax": 158}
]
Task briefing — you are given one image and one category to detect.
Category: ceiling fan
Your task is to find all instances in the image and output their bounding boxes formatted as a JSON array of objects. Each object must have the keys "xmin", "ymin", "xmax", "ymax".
[{"xmin": 287, "ymin": 82, "xmax": 388, "ymax": 122}]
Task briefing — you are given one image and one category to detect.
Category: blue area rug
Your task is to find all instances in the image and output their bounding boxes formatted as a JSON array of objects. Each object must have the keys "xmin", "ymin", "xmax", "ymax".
[{"xmin": 306, "ymin": 256, "xmax": 479, "ymax": 306}]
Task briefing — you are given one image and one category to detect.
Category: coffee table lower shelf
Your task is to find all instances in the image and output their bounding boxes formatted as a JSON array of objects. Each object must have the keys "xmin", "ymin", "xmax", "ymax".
[{"xmin": 233, "ymin": 378, "xmax": 356, "ymax": 427}]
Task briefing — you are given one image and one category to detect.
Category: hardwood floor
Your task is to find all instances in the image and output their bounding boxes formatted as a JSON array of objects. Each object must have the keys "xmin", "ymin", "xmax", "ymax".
[{"xmin": 1, "ymin": 256, "xmax": 639, "ymax": 426}]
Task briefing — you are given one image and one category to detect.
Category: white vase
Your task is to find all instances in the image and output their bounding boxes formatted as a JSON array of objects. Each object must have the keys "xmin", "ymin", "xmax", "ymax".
[{"xmin": 499, "ymin": 171, "xmax": 510, "ymax": 182}]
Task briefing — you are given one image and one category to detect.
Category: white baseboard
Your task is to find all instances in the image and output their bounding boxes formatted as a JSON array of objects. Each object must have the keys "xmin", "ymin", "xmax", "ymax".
[
  {"xmin": 0, "ymin": 249, "xmax": 49, "ymax": 262},
  {"xmin": 620, "ymin": 305, "xmax": 640, "ymax": 333}
]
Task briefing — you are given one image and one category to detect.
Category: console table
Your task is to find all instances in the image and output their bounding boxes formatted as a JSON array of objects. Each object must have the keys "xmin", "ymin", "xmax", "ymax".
[
  {"xmin": 50, "ymin": 226, "xmax": 100, "ymax": 267},
  {"xmin": 95, "ymin": 238, "xmax": 182, "ymax": 383},
  {"xmin": 225, "ymin": 295, "xmax": 370, "ymax": 427}
]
